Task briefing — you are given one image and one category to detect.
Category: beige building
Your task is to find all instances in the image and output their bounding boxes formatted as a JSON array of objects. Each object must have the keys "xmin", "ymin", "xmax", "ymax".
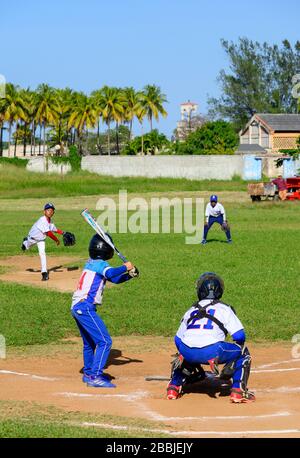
[{"xmin": 239, "ymin": 113, "xmax": 300, "ymax": 153}]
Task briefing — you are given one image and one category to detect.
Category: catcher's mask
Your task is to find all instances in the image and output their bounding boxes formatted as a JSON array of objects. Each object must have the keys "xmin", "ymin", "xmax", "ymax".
[
  {"xmin": 196, "ymin": 272, "xmax": 224, "ymax": 300},
  {"xmin": 89, "ymin": 234, "xmax": 114, "ymax": 260}
]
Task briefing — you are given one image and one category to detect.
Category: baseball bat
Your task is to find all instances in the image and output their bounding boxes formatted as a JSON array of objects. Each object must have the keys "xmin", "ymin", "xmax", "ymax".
[{"xmin": 81, "ymin": 208, "xmax": 128, "ymax": 262}]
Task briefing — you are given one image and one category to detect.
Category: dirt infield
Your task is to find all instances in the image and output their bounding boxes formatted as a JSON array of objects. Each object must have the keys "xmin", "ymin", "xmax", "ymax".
[
  {"xmin": 0, "ymin": 255, "xmax": 84, "ymax": 292},
  {"xmin": 1, "ymin": 338, "xmax": 300, "ymax": 438}
]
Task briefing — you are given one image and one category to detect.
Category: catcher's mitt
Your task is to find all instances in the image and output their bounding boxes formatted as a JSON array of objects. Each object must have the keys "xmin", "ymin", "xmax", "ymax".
[{"xmin": 63, "ymin": 231, "xmax": 76, "ymax": 246}]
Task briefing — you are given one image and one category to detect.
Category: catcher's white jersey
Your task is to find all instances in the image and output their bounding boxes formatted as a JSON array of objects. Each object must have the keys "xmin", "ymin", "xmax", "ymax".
[
  {"xmin": 176, "ymin": 299, "xmax": 243, "ymax": 348},
  {"xmin": 205, "ymin": 203, "xmax": 226, "ymax": 221},
  {"xmin": 27, "ymin": 216, "xmax": 57, "ymax": 242}
]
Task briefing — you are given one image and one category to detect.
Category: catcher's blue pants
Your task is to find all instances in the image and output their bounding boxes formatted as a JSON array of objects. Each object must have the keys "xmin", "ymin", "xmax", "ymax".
[
  {"xmin": 203, "ymin": 215, "xmax": 231, "ymax": 241},
  {"xmin": 71, "ymin": 301, "xmax": 112, "ymax": 377},
  {"xmin": 171, "ymin": 336, "xmax": 246, "ymax": 389}
]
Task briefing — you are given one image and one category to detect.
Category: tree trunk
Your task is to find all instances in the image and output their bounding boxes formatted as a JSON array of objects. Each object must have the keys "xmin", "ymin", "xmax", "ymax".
[
  {"xmin": 31, "ymin": 120, "xmax": 35, "ymax": 156},
  {"xmin": 116, "ymin": 121, "xmax": 120, "ymax": 154},
  {"xmin": 23, "ymin": 122, "xmax": 27, "ymax": 156},
  {"xmin": 43, "ymin": 122, "xmax": 46, "ymax": 155},
  {"xmin": 150, "ymin": 115, "xmax": 153, "ymax": 131},
  {"xmin": 0, "ymin": 123, "xmax": 3, "ymax": 157},
  {"xmin": 97, "ymin": 118, "xmax": 100, "ymax": 153},
  {"xmin": 107, "ymin": 121, "xmax": 111, "ymax": 155},
  {"xmin": 8, "ymin": 123, "xmax": 12, "ymax": 157},
  {"xmin": 129, "ymin": 119, "xmax": 133, "ymax": 141},
  {"xmin": 141, "ymin": 123, "xmax": 144, "ymax": 155},
  {"xmin": 39, "ymin": 124, "xmax": 42, "ymax": 155},
  {"xmin": 14, "ymin": 124, "xmax": 19, "ymax": 157}
]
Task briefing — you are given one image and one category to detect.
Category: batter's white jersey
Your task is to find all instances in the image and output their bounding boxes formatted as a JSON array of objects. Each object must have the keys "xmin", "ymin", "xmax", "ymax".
[
  {"xmin": 205, "ymin": 203, "xmax": 226, "ymax": 221},
  {"xmin": 27, "ymin": 216, "xmax": 57, "ymax": 242},
  {"xmin": 176, "ymin": 299, "xmax": 243, "ymax": 348}
]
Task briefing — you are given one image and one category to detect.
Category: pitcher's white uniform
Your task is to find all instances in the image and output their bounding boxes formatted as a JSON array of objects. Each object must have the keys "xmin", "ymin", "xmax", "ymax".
[
  {"xmin": 23, "ymin": 216, "xmax": 58, "ymax": 273},
  {"xmin": 205, "ymin": 203, "xmax": 226, "ymax": 222}
]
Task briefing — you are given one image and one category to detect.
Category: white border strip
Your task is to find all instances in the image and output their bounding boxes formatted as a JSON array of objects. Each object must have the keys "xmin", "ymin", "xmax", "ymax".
[{"xmin": 0, "ymin": 370, "xmax": 59, "ymax": 381}]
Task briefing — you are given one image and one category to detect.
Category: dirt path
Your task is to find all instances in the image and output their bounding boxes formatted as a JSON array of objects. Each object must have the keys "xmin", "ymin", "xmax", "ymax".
[{"xmin": 1, "ymin": 338, "xmax": 299, "ymax": 438}]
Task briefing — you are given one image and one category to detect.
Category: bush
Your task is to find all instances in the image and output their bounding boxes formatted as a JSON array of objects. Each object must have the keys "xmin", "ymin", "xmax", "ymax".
[
  {"xmin": 50, "ymin": 145, "xmax": 81, "ymax": 171},
  {"xmin": 0, "ymin": 157, "xmax": 29, "ymax": 168},
  {"xmin": 176, "ymin": 120, "xmax": 238, "ymax": 155}
]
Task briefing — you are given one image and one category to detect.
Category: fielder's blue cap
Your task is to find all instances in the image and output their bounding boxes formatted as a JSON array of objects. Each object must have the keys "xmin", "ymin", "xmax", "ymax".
[
  {"xmin": 210, "ymin": 195, "xmax": 218, "ymax": 202},
  {"xmin": 44, "ymin": 202, "xmax": 55, "ymax": 210}
]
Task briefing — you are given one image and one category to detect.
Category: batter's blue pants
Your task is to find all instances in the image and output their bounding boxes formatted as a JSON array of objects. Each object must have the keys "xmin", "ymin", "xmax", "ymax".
[
  {"xmin": 203, "ymin": 215, "xmax": 231, "ymax": 241},
  {"xmin": 71, "ymin": 301, "xmax": 112, "ymax": 377},
  {"xmin": 171, "ymin": 336, "xmax": 246, "ymax": 389}
]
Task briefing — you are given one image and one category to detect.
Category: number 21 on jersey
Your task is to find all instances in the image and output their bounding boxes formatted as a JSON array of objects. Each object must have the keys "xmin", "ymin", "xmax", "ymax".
[{"xmin": 187, "ymin": 309, "xmax": 216, "ymax": 330}]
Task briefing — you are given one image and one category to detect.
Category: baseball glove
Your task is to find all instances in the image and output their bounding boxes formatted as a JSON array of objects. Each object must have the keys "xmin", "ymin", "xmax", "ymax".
[
  {"xmin": 221, "ymin": 221, "xmax": 230, "ymax": 232},
  {"xmin": 63, "ymin": 232, "xmax": 76, "ymax": 246}
]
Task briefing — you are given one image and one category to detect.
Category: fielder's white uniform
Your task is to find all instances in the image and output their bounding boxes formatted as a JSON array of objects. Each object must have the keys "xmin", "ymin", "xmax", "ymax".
[
  {"xmin": 23, "ymin": 216, "xmax": 58, "ymax": 273},
  {"xmin": 176, "ymin": 299, "xmax": 243, "ymax": 348},
  {"xmin": 205, "ymin": 203, "xmax": 226, "ymax": 222}
]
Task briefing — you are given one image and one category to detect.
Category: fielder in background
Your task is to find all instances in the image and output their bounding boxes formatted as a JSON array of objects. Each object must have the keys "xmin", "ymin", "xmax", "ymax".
[
  {"xmin": 21, "ymin": 203, "xmax": 74, "ymax": 281},
  {"xmin": 201, "ymin": 195, "xmax": 232, "ymax": 244},
  {"xmin": 167, "ymin": 272, "xmax": 255, "ymax": 403},
  {"xmin": 71, "ymin": 234, "xmax": 139, "ymax": 388}
]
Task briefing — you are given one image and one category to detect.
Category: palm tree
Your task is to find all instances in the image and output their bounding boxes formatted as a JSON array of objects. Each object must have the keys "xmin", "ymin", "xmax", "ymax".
[
  {"xmin": 1, "ymin": 83, "xmax": 26, "ymax": 156},
  {"xmin": 99, "ymin": 86, "xmax": 125, "ymax": 154},
  {"xmin": 90, "ymin": 89, "xmax": 104, "ymax": 153},
  {"xmin": 135, "ymin": 102, "xmax": 147, "ymax": 155},
  {"xmin": 123, "ymin": 87, "xmax": 143, "ymax": 141},
  {"xmin": 67, "ymin": 93, "xmax": 97, "ymax": 155},
  {"xmin": 141, "ymin": 84, "xmax": 168, "ymax": 131},
  {"xmin": 19, "ymin": 88, "xmax": 35, "ymax": 156},
  {"xmin": 34, "ymin": 84, "xmax": 59, "ymax": 155}
]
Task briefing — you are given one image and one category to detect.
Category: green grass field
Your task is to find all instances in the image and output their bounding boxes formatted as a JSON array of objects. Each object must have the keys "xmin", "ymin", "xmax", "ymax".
[
  {"xmin": 0, "ymin": 165, "xmax": 299, "ymax": 344},
  {"xmin": 0, "ymin": 164, "xmax": 299, "ymax": 437}
]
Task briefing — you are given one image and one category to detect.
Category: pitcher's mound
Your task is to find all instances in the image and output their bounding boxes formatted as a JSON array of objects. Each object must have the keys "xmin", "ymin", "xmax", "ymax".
[{"xmin": 0, "ymin": 255, "xmax": 82, "ymax": 292}]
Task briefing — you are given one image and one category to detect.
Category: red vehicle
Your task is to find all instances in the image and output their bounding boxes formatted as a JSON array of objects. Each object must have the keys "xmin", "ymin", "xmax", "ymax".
[{"xmin": 286, "ymin": 177, "xmax": 300, "ymax": 200}]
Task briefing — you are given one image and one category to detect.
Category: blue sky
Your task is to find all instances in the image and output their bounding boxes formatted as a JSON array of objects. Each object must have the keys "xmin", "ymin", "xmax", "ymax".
[{"xmin": 1, "ymin": 0, "xmax": 300, "ymax": 137}]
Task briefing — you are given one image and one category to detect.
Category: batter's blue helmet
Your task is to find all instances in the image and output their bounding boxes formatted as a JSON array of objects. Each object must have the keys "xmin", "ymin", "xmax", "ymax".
[
  {"xmin": 44, "ymin": 202, "xmax": 55, "ymax": 210},
  {"xmin": 210, "ymin": 195, "xmax": 218, "ymax": 202},
  {"xmin": 196, "ymin": 272, "xmax": 224, "ymax": 300}
]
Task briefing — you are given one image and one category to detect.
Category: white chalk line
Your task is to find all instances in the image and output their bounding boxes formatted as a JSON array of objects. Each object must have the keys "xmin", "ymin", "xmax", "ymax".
[
  {"xmin": 75, "ymin": 421, "xmax": 300, "ymax": 437},
  {"xmin": 255, "ymin": 358, "xmax": 300, "ymax": 369},
  {"xmin": 55, "ymin": 390, "xmax": 148, "ymax": 402},
  {"xmin": 252, "ymin": 367, "xmax": 300, "ymax": 374},
  {"xmin": 0, "ymin": 370, "xmax": 59, "ymax": 381},
  {"xmin": 255, "ymin": 386, "xmax": 300, "ymax": 394}
]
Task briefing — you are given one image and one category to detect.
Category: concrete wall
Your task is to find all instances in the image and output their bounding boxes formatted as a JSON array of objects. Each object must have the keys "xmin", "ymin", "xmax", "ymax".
[
  {"xmin": 26, "ymin": 157, "xmax": 71, "ymax": 174},
  {"xmin": 81, "ymin": 155, "xmax": 244, "ymax": 180}
]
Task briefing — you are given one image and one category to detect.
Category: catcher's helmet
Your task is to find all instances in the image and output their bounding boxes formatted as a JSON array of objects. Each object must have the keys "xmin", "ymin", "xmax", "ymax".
[
  {"xmin": 89, "ymin": 234, "xmax": 114, "ymax": 260},
  {"xmin": 210, "ymin": 195, "xmax": 218, "ymax": 202},
  {"xmin": 196, "ymin": 272, "xmax": 224, "ymax": 300}
]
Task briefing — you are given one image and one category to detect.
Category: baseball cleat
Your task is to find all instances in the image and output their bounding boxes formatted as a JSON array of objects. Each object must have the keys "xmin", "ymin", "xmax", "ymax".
[
  {"xmin": 227, "ymin": 239, "xmax": 233, "ymax": 244},
  {"xmin": 201, "ymin": 239, "xmax": 207, "ymax": 245},
  {"xmin": 82, "ymin": 374, "xmax": 91, "ymax": 383},
  {"xmin": 86, "ymin": 376, "xmax": 116, "ymax": 388},
  {"xmin": 166, "ymin": 384, "xmax": 182, "ymax": 400},
  {"xmin": 41, "ymin": 272, "xmax": 49, "ymax": 281},
  {"xmin": 21, "ymin": 237, "xmax": 27, "ymax": 251},
  {"xmin": 230, "ymin": 388, "xmax": 255, "ymax": 403}
]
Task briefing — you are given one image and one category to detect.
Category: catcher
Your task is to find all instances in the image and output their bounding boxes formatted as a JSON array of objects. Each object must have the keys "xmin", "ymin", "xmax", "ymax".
[
  {"xmin": 21, "ymin": 202, "xmax": 75, "ymax": 281},
  {"xmin": 167, "ymin": 272, "xmax": 255, "ymax": 403},
  {"xmin": 201, "ymin": 195, "xmax": 232, "ymax": 244}
]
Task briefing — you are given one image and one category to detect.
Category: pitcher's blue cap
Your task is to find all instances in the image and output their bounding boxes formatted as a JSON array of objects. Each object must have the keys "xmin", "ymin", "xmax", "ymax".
[
  {"xmin": 210, "ymin": 195, "xmax": 218, "ymax": 202},
  {"xmin": 44, "ymin": 202, "xmax": 55, "ymax": 210}
]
